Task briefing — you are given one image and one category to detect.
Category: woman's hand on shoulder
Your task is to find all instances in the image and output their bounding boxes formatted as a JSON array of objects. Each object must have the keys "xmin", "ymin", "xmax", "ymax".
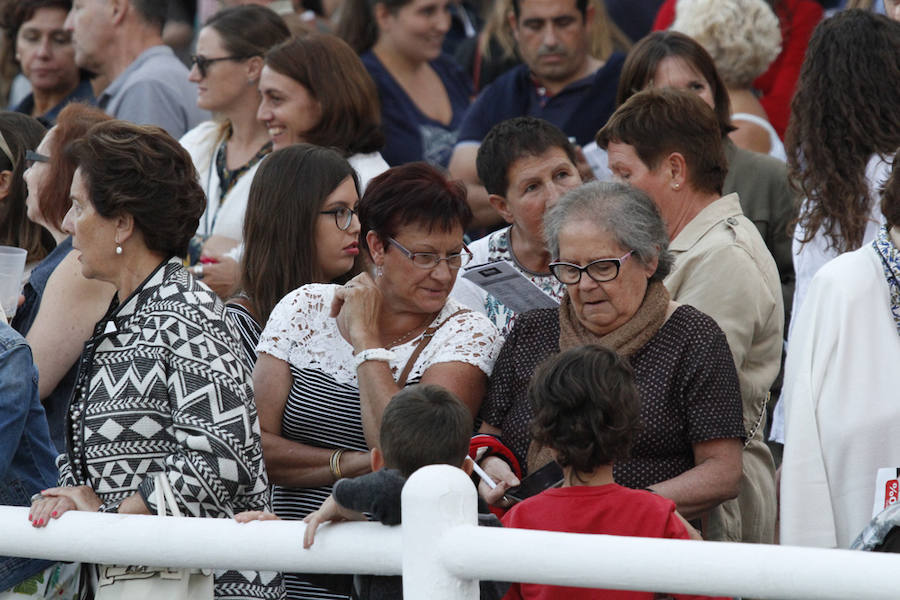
[
  {"xmin": 28, "ymin": 486, "xmax": 102, "ymax": 527},
  {"xmin": 330, "ymin": 273, "xmax": 382, "ymax": 351}
]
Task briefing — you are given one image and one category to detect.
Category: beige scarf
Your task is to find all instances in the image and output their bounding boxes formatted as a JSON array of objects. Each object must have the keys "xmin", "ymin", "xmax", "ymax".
[
  {"xmin": 558, "ymin": 279, "xmax": 671, "ymax": 356},
  {"xmin": 525, "ymin": 280, "xmax": 671, "ymax": 474}
]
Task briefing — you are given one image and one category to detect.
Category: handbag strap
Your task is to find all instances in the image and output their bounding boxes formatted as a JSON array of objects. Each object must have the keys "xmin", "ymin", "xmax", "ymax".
[
  {"xmin": 155, "ymin": 473, "xmax": 182, "ymax": 518},
  {"xmin": 396, "ymin": 308, "xmax": 470, "ymax": 388}
]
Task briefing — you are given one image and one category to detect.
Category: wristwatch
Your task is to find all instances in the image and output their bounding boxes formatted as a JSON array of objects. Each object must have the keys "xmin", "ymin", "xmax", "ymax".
[{"xmin": 354, "ymin": 347, "xmax": 396, "ymax": 369}]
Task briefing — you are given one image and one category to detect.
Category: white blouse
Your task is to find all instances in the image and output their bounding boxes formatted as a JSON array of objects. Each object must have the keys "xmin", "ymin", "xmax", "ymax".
[{"xmin": 257, "ymin": 283, "xmax": 502, "ymax": 385}]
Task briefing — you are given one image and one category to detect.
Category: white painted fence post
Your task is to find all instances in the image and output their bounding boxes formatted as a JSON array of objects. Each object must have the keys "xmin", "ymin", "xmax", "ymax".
[{"xmin": 401, "ymin": 464, "xmax": 479, "ymax": 600}]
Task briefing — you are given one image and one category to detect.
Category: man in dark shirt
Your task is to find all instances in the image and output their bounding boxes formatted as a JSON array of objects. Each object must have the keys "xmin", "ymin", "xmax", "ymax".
[{"xmin": 448, "ymin": 0, "xmax": 623, "ymax": 229}]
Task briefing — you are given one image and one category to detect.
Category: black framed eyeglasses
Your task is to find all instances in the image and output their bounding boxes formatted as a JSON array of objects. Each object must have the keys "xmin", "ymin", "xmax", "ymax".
[
  {"xmin": 549, "ymin": 251, "xmax": 633, "ymax": 285},
  {"xmin": 25, "ymin": 150, "xmax": 49, "ymax": 169},
  {"xmin": 319, "ymin": 206, "xmax": 357, "ymax": 231},
  {"xmin": 388, "ymin": 237, "xmax": 473, "ymax": 270},
  {"xmin": 190, "ymin": 54, "xmax": 258, "ymax": 78}
]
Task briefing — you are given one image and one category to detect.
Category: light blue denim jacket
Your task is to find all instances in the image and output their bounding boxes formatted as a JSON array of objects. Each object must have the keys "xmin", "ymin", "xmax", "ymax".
[{"xmin": 0, "ymin": 322, "xmax": 58, "ymax": 591}]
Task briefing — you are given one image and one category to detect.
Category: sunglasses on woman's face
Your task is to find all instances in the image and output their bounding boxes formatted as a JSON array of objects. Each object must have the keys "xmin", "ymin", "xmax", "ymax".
[
  {"xmin": 24, "ymin": 150, "xmax": 49, "ymax": 169},
  {"xmin": 190, "ymin": 54, "xmax": 258, "ymax": 78}
]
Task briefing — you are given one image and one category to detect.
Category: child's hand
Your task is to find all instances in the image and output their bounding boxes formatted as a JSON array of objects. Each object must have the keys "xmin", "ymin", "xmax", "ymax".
[
  {"xmin": 235, "ymin": 510, "xmax": 280, "ymax": 523},
  {"xmin": 302, "ymin": 495, "xmax": 366, "ymax": 549}
]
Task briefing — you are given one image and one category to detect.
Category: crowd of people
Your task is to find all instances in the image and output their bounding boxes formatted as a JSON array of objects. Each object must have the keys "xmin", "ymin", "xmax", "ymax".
[{"xmin": 0, "ymin": 0, "xmax": 899, "ymax": 599}]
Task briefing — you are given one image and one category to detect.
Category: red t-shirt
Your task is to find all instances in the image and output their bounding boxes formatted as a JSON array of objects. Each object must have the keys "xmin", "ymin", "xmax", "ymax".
[{"xmin": 500, "ymin": 484, "xmax": 725, "ymax": 600}]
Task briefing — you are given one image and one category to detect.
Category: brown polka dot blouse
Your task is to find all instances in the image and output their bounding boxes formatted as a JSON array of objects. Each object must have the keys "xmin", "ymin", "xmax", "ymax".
[{"xmin": 480, "ymin": 305, "xmax": 744, "ymax": 489}]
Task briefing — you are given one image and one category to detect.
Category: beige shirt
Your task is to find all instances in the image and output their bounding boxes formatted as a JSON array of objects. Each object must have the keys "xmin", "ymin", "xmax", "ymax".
[{"xmin": 665, "ymin": 193, "xmax": 784, "ymax": 543}]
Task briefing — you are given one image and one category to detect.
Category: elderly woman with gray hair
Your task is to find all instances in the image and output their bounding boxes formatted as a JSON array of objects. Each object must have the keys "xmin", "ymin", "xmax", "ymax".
[{"xmin": 477, "ymin": 180, "xmax": 744, "ymax": 531}]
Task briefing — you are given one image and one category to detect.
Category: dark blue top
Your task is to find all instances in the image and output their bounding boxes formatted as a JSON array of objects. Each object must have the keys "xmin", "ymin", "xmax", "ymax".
[
  {"xmin": 0, "ymin": 322, "xmax": 58, "ymax": 590},
  {"xmin": 362, "ymin": 51, "xmax": 472, "ymax": 167},
  {"xmin": 456, "ymin": 53, "xmax": 625, "ymax": 147},
  {"xmin": 606, "ymin": 0, "xmax": 666, "ymax": 46},
  {"xmin": 12, "ymin": 237, "xmax": 74, "ymax": 452},
  {"xmin": 12, "ymin": 78, "xmax": 94, "ymax": 127}
]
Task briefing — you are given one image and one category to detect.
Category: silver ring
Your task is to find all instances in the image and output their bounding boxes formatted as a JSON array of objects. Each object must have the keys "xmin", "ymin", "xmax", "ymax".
[{"xmin": 194, "ymin": 265, "xmax": 204, "ymax": 279}]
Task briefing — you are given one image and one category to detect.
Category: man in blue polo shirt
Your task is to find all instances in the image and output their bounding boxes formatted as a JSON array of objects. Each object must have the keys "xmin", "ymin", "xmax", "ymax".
[
  {"xmin": 448, "ymin": 0, "xmax": 623, "ymax": 229},
  {"xmin": 64, "ymin": 0, "xmax": 206, "ymax": 139}
]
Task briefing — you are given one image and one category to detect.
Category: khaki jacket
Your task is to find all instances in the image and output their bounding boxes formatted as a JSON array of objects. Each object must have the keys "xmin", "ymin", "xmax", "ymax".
[{"xmin": 665, "ymin": 193, "xmax": 783, "ymax": 543}]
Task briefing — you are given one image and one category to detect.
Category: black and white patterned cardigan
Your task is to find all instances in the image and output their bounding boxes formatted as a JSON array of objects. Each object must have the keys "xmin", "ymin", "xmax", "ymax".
[{"xmin": 59, "ymin": 257, "xmax": 283, "ymax": 599}]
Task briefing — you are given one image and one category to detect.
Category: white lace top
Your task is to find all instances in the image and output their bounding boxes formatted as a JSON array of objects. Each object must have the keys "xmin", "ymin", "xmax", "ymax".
[{"xmin": 256, "ymin": 283, "xmax": 502, "ymax": 384}]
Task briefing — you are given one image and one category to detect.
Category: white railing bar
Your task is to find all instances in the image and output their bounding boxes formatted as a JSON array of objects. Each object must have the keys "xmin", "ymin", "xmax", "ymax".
[
  {"xmin": 0, "ymin": 506, "xmax": 402, "ymax": 575},
  {"xmin": 438, "ymin": 524, "xmax": 898, "ymax": 600},
  {"xmin": 3, "ymin": 463, "xmax": 898, "ymax": 600}
]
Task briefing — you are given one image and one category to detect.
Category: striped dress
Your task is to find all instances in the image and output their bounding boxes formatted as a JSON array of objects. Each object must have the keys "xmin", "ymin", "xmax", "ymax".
[{"xmin": 256, "ymin": 283, "xmax": 502, "ymax": 600}]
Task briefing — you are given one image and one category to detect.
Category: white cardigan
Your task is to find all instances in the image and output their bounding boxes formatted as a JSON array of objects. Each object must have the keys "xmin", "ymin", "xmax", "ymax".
[
  {"xmin": 180, "ymin": 120, "xmax": 263, "ymax": 243},
  {"xmin": 780, "ymin": 242, "xmax": 900, "ymax": 548}
]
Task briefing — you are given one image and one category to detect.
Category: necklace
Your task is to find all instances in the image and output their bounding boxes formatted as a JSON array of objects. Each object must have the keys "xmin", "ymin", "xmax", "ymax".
[{"xmin": 385, "ymin": 312, "xmax": 438, "ymax": 349}]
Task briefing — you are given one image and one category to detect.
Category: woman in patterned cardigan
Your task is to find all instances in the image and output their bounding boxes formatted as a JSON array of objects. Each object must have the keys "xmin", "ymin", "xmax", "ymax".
[{"xmin": 26, "ymin": 120, "xmax": 283, "ymax": 600}]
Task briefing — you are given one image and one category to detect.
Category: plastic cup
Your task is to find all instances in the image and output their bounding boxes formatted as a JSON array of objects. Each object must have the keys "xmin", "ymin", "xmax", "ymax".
[{"xmin": 0, "ymin": 246, "xmax": 27, "ymax": 321}]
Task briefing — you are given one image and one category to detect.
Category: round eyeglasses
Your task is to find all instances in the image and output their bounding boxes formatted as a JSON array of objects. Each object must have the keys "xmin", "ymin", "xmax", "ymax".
[
  {"xmin": 549, "ymin": 251, "xmax": 633, "ymax": 285},
  {"xmin": 388, "ymin": 237, "xmax": 473, "ymax": 270},
  {"xmin": 319, "ymin": 206, "xmax": 357, "ymax": 231}
]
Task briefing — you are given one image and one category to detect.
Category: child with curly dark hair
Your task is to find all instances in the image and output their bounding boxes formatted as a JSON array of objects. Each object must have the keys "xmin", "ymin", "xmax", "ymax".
[{"xmin": 501, "ymin": 345, "xmax": 723, "ymax": 600}]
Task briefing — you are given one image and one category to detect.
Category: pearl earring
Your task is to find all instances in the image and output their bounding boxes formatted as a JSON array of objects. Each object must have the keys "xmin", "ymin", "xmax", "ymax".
[
  {"xmin": 673, "ymin": 183, "xmax": 680, "ymax": 190},
  {"xmin": 375, "ymin": 265, "xmax": 383, "ymax": 278},
  {"xmin": 116, "ymin": 244, "xmax": 122, "ymax": 255}
]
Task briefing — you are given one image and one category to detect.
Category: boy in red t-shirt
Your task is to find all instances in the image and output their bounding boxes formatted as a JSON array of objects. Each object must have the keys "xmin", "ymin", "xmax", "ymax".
[{"xmin": 501, "ymin": 345, "xmax": 723, "ymax": 600}]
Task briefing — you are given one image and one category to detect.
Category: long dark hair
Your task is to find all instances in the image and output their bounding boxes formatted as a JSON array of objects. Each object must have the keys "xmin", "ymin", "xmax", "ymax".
[
  {"xmin": 241, "ymin": 144, "xmax": 359, "ymax": 324},
  {"xmin": 0, "ymin": 111, "xmax": 50, "ymax": 262},
  {"xmin": 786, "ymin": 10, "xmax": 900, "ymax": 253}
]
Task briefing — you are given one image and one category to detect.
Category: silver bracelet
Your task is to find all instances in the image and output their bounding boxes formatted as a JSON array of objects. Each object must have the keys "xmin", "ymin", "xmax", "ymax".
[{"xmin": 30, "ymin": 493, "xmax": 44, "ymax": 504}]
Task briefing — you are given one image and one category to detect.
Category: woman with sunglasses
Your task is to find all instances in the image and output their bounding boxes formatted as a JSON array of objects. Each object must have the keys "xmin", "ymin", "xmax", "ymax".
[
  {"xmin": 253, "ymin": 162, "xmax": 502, "ymax": 600},
  {"xmin": 180, "ymin": 5, "xmax": 290, "ymax": 265},
  {"xmin": 476, "ymin": 180, "xmax": 744, "ymax": 539}
]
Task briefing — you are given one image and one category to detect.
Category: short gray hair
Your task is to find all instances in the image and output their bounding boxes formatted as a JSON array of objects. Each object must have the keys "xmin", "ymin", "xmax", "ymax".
[{"xmin": 544, "ymin": 181, "xmax": 674, "ymax": 282}]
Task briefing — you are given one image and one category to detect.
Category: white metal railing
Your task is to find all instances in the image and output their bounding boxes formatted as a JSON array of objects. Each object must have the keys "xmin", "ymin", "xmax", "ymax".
[{"xmin": 1, "ymin": 464, "xmax": 898, "ymax": 599}]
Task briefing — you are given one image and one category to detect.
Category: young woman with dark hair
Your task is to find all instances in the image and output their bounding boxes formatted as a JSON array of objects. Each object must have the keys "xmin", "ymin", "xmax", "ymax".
[
  {"xmin": 257, "ymin": 33, "xmax": 388, "ymax": 184},
  {"xmin": 226, "ymin": 144, "xmax": 361, "ymax": 370},
  {"xmin": 253, "ymin": 162, "xmax": 502, "ymax": 600},
  {"xmin": 769, "ymin": 10, "xmax": 900, "ymax": 447}
]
